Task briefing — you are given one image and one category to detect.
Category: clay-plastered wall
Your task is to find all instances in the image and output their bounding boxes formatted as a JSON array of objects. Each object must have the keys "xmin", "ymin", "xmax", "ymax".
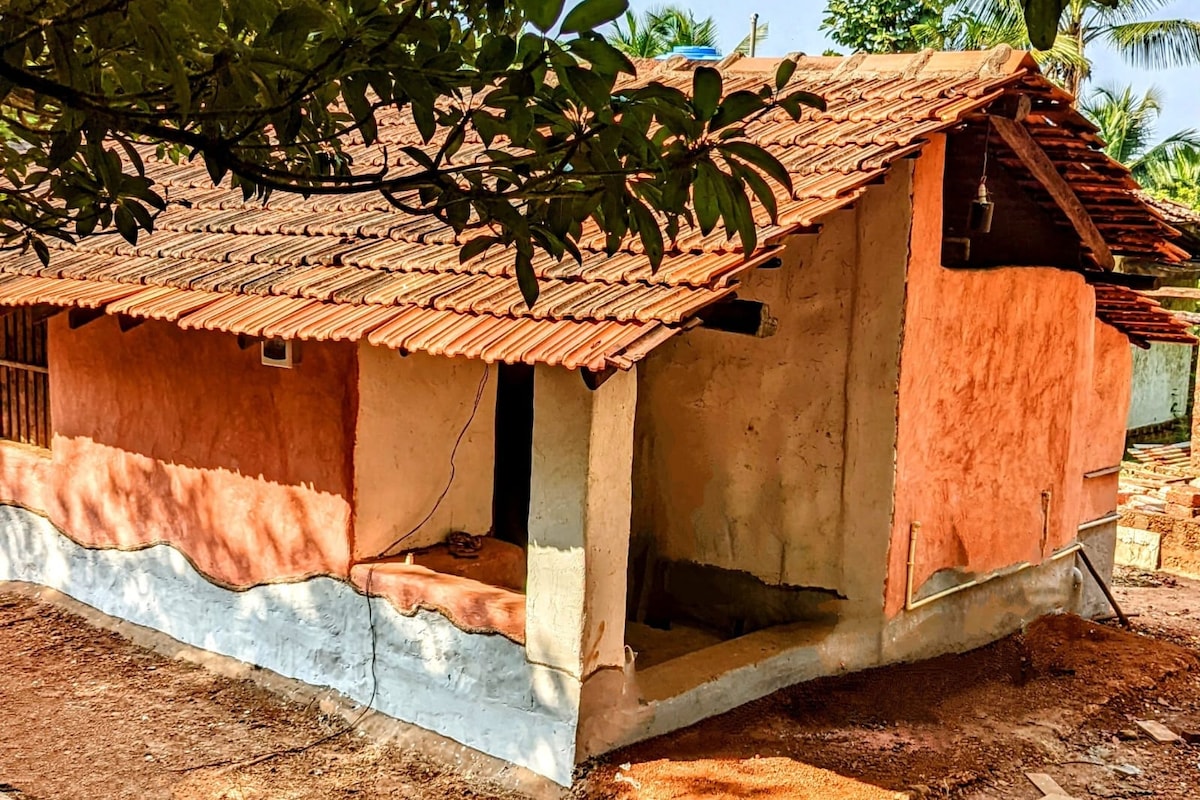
[
  {"xmin": 885, "ymin": 134, "xmax": 1121, "ymax": 615},
  {"xmin": 0, "ymin": 316, "xmax": 355, "ymax": 586},
  {"xmin": 352, "ymin": 345, "xmax": 496, "ymax": 559},
  {"xmin": 1080, "ymin": 321, "xmax": 1133, "ymax": 523},
  {"xmin": 631, "ymin": 166, "xmax": 911, "ymax": 598}
]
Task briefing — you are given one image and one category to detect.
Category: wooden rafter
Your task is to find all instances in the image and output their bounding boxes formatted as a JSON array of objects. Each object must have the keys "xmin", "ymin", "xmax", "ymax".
[{"xmin": 989, "ymin": 116, "xmax": 1115, "ymax": 270}]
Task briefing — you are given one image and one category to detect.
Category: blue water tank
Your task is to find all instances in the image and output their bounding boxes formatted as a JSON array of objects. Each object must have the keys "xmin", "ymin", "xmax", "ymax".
[{"xmin": 657, "ymin": 45, "xmax": 722, "ymax": 61}]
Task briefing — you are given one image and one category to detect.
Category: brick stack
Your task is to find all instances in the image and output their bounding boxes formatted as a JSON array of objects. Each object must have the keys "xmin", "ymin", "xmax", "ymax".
[{"xmin": 1164, "ymin": 486, "xmax": 1200, "ymax": 518}]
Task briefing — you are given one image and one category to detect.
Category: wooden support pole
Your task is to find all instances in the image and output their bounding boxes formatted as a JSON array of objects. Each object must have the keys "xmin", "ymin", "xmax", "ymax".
[{"xmin": 988, "ymin": 116, "xmax": 1115, "ymax": 270}]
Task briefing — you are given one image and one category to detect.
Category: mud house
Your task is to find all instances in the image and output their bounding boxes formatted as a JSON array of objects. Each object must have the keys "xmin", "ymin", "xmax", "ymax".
[
  {"xmin": 0, "ymin": 48, "xmax": 1192, "ymax": 786},
  {"xmin": 1122, "ymin": 196, "xmax": 1200, "ymax": 434}
]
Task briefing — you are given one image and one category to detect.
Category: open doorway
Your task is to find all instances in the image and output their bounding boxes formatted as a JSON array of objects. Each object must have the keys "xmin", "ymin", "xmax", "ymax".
[{"xmin": 492, "ymin": 363, "xmax": 534, "ymax": 548}]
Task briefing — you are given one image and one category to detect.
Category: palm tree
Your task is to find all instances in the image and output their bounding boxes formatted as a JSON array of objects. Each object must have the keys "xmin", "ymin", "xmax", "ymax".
[
  {"xmin": 735, "ymin": 20, "xmax": 770, "ymax": 56},
  {"xmin": 916, "ymin": 3, "xmax": 1089, "ymax": 78},
  {"xmin": 610, "ymin": 6, "xmax": 769, "ymax": 58},
  {"xmin": 611, "ymin": 6, "xmax": 715, "ymax": 58},
  {"xmin": 1080, "ymin": 84, "xmax": 1200, "ymax": 187},
  {"xmin": 946, "ymin": 0, "xmax": 1200, "ymax": 97},
  {"xmin": 1142, "ymin": 144, "xmax": 1200, "ymax": 209},
  {"xmin": 611, "ymin": 10, "xmax": 665, "ymax": 58}
]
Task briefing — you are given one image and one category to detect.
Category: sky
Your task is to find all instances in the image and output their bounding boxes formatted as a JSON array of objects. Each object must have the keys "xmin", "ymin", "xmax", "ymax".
[{"xmin": 624, "ymin": 0, "xmax": 1200, "ymax": 140}]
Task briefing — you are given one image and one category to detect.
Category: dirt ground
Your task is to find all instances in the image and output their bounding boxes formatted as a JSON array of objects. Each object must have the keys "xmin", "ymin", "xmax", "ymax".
[{"xmin": 3, "ymin": 572, "xmax": 1200, "ymax": 800}]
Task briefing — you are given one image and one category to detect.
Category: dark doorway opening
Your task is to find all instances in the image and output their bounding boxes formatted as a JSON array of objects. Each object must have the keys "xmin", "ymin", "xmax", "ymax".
[{"xmin": 492, "ymin": 362, "xmax": 534, "ymax": 547}]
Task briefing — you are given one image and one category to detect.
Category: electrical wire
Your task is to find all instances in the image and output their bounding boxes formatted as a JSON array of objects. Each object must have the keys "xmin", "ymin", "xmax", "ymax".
[
  {"xmin": 173, "ymin": 364, "xmax": 491, "ymax": 775},
  {"xmin": 172, "ymin": 569, "xmax": 382, "ymax": 775},
  {"xmin": 379, "ymin": 362, "xmax": 491, "ymax": 558}
]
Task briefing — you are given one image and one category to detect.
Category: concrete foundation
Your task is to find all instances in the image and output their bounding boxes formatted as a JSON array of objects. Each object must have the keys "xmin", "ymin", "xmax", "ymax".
[
  {"xmin": 580, "ymin": 538, "xmax": 1092, "ymax": 757},
  {"xmin": 0, "ymin": 505, "xmax": 579, "ymax": 785}
]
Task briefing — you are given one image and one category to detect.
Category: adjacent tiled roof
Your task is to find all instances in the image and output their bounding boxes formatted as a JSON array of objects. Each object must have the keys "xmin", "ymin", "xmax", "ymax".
[
  {"xmin": 1140, "ymin": 193, "xmax": 1200, "ymax": 230},
  {"xmin": 0, "ymin": 47, "xmax": 1189, "ymax": 364},
  {"xmin": 1094, "ymin": 284, "xmax": 1195, "ymax": 346},
  {"xmin": 1137, "ymin": 193, "xmax": 1200, "ymax": 258}
]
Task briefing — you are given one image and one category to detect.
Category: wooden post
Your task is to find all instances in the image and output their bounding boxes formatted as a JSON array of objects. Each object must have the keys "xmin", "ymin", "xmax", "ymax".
[{"xmin": 988, "ymin": 116, "xmax": 1115, "ymax": 270}]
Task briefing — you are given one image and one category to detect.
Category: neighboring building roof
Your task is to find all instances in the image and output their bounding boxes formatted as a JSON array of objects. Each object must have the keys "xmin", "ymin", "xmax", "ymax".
[
  {"xmin": 1094, "ymin": 284, "xmax": 1195, "ymax": 347},
  {"xmin": 1140, "ymin": 193, "xmax": 1200, "ymax": 230},
  {"xmin": 0, "ymin": 47, "xmax": 1189, "ymax": 367},
  {"xmin": 1138, "ymin": 193, "xmax": 1200, "ymax": 255}
]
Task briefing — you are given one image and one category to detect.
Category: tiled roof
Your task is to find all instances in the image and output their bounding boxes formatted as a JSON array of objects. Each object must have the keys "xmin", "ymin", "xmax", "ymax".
[
  {"xmin": 0, "ymin": 47, "xmax": 1188, "ymax": 365},
  {"xmin": 1094, "ymin": 284, "xmax": 1195, "ymax": 347},
  {"xmin": 1139, "ymin": 193, "xmax": 1200, "ymax": 229}
]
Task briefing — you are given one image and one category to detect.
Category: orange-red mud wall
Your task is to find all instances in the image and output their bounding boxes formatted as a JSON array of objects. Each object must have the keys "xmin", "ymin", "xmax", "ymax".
[
  {"xmin": 0, "ymin": 316, "xmax": 355, "ymax": 587},
  {"xmin": 884, "ymin": 135, "xmax": 1132, "ymax": 616},
  {"xmin": 1078, "ymin": 321, "xmax": 1133, "ymax": 523}
]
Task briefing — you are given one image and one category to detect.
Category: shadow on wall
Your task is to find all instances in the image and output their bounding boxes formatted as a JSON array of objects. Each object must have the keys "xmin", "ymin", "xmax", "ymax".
[
  {"xmin": 50, "ymin": 316, "xmax": 355, "ymax": 491},
  {"xmin": 45, "ymin": 440, "xmax": 340, "ymax": 586},
  {"xmin": 0, "ymin": 316, "xmax": 356, "ymax": 585}
]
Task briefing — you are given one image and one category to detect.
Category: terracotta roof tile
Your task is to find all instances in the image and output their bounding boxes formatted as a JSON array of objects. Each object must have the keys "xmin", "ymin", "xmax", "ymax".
[
  {"xmin": 0, "ymin": 47, "xmax": 1181, "ymax": 366},
  {"xmin": 1095, "ymin": 284, "xmax": 1197, "ymax": 345}
]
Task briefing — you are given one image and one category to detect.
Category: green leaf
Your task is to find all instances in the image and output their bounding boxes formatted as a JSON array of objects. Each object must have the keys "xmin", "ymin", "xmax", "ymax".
[
  {"xmin": 781, "ymin": 89, "xmax": 826, "ymax": 114},
  {"xmin": 565, "ymin": 66, "xmax": 615, "ymax": 119},
  {"xmin": 477, "ymin": 34, "xmax": 517, "ymax": 73},
  {"xmin": 114, "ymin": 203, "xmax": 138, "ymax": 245},
  {"xmin": 709, "ymin": 91, "xmax": 766, "ymax": 132},
  {"xmin": 731, "ymin": 162, "xmax": 778, "ymax": 224},
  {"xmin": 524, "ymin": 0, "xmax": 566, "ymax": 32},
  {"xmin": 123, "ymin": 199, "xmax": 155, "ymax": 233},
  {"xmin": 775, "ymin": 58, "xmax": 796, "ymax": 91},
  {"xmin": 629, "ymin": 197, "xmax": 664, "ymax": 270},
  {"xmin": 692, "ymin": 66, "xmax": 722, "ymax": 122},
  {"xmin": 75, "ymin": 211, "xmax": 98, "ymax": 238},
  {"xmin": 717, "ymin": 141, "xmax": 793, "ymax": 196},
  {"xmin": 566, "ymin": 36, "xmax": 635, "ymax": 75},
  {"xmin": 30, "ymin": 237, "xmax": 49, "ymax": 267},
  {"xmin": 693, "ymin": 161, "xmax": 721, "ymax": 235},
  {"xmin": 514, "ymin": 244, "xmax": 540, "ymax": 307},
  {"xmin": 560, "ymin": 0, "xmax": 629, "ymax": 35},
  {"xmin": 412, "ymin": 101, "xmax": 436, "ymax": 143},
  {"xmin": 729, "ymin": 177, "xmax": 757, "ymax": 253}
]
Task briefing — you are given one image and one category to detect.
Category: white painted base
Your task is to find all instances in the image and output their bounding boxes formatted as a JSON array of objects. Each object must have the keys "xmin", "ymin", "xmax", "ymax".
[{"xmin": 0, "ymin": 506, "xmax": 579, "ymax": 785}]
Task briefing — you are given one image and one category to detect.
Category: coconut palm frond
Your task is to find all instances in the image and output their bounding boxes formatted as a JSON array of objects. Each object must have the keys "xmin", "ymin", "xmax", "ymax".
[
  {"xmin": 734, "ymin": 21, "xmax": 769, "ymax": 55},
  {"xmin": 1142, "ymin": 145, "xmax": 1200, "ymax": 195},
  {"xmin": 611, "ymin": 10, "xmax": 667, "ymax": 58},
  {"xmin": 1104, "ymin": 19, "xmax": 1200, "ymax": 70},
  {"xmin": 939, "ymin": 4, "xmax": 1090, "ymax": 83},
  {"xmin": 1133, "ymin": 129, "xmax": 1200, "ymax": 178},
  {"xmin": 960, "ymin": 0, "xmax": 1026, "ymax": 30},
  {"xmin": 1080, "ymin": 83, "xmax": 1177, "ymax": 169},
  {"xmin": 1089, "ymin": 0, "xmax": 1175, "ymax": 27},
  {"xmin": 1031, "ymin": 24, "xmax": 1092, "ymax": 79},
  {"xmin": 650, "ymin": 6, "xmax": 720, "ymax": 49}
]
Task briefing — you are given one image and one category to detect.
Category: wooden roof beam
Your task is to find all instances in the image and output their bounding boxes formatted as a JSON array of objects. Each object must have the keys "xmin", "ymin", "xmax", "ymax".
[{"xmin": 988, "ymin": 116, "xmax": 1115, "ymax": 270}]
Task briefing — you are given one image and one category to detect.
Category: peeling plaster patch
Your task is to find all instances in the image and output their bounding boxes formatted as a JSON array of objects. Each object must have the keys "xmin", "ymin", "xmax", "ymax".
[{"xmin": 0, "ymin": 505, "xmax": 579, "ymax": 785}]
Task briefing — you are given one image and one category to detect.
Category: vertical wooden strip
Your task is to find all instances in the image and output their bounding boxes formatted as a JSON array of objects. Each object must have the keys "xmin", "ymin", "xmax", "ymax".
[
  {"xmin": 0, "ymin": 367, "xmax": 8, "ymax": 443},
  {"xmin": 44, "ymin": 370, "xmax": 51, "ymax": 448},
  {"xmin": 32, "ymin": 313, "xmax": 42, "ymax": 447},
  {"xmin": 3, "ymin": 313, "xmax": 12, "ymax": 441},
  {"xmin": 16, "ymin": 311, "xmax": 27, "ymax": 444}
]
